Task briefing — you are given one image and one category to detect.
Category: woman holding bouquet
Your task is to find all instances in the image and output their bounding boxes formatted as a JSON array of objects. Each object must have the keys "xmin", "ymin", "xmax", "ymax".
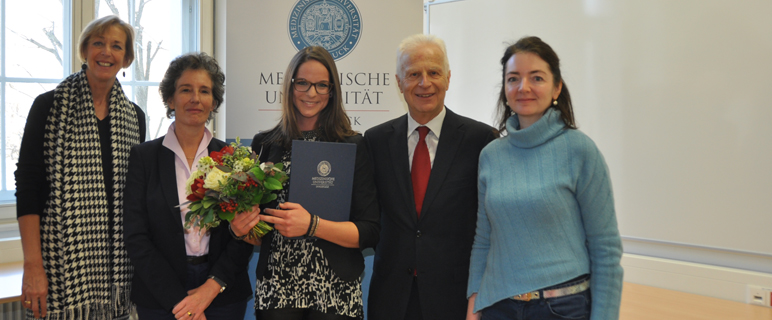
[
  {"xmin": 124, "ymin": 52, "xmax": 255, "ymax": 320},
  {"xmin": 233, "ymin": 46, "xmax": 379, "ymax": 320},
  {"xmin": 466, "ymin": 37, "xmax": 623, "ymax": 320},
  {"xmin": 15, "ymin": 15, "xmax": 145, "ymax": 319}
]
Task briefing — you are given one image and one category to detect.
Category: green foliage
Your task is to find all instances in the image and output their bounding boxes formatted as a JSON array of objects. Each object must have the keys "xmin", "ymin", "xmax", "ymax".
[
  {"xmin": 189, "ymin": 202, "xmax": 203, "ymax": 212},
  {"xmin": 231, "ymin": 172, "xmax": 247, "ymax": 182},
  {"xmin": 202, "ymin": 197, "xmax": 217, "ymax": 208},
  {"xmin": 218, "ymin": 210, "xmax": 235, "ymax": 221},
  {"xmin": 264, "ymin": 177, "xmax": 282, "ymax": 190},
  {"xmin": 182, "ymin": 138, "xmax": 287, "ymax": 237},
  {"xmin": 260, "ymin": 193, "xmax": 277, "ymax": 204},
  {"xmin": 249, "ymin": 166, "xmax": 265, "ymax": 181}
]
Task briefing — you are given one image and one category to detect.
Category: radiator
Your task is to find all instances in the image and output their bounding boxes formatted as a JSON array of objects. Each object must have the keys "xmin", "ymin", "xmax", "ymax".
[{"xmin": 0, "ymin": 301, "xmax": 22, "ymax": 320}]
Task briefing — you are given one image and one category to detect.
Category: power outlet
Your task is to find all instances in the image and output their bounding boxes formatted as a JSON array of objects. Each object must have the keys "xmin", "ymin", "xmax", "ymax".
[{"xmin": 747, "ymin": 285, "xmax": 772, "ymax": 308}]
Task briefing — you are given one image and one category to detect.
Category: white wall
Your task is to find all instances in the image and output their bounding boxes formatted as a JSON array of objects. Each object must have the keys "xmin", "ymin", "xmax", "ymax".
[{"xmin": 425, "ymin": 0, "xmax": 772, "ymax": 302}]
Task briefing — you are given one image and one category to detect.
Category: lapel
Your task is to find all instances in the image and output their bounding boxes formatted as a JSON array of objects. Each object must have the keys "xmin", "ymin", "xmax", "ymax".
[
  {"xmin": 158, "ymin": 144, "xmax": 183, "ymax": 232},
  {"xmin": 420, "ymin": 108, "xmax": 464, "ymax": 220},
  {"xmin": 387, "ymin": 115, "xmax": 418, "ymax": 221},
  {"xmin": 159, "ymin": 139, "xmax": 225, "ymax": 232}
]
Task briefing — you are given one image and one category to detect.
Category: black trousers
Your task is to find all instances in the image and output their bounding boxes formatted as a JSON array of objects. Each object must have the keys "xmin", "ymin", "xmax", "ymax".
[
  {"xmin": 404, "ymin": 277, "xmax": 424, "ymax": 320},
  {"xmin": 258, "ymin": 308, "xmax": 356, "ymax": 320}
]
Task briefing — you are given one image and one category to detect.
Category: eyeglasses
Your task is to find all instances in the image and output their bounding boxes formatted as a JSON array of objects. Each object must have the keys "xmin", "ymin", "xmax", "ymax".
[{"xmin": 292, "ymin": 78, "xmax": 332, "ymax": 95}]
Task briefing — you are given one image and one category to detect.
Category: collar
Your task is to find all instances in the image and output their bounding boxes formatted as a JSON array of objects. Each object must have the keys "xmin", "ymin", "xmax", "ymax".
[
  {"xmin": 407, "ymin": 106, "xmax": 446, "ymax": 138},
  {"xmin": 506, "ymin": 108, "xmax": 566, "ymax": 149},
  {"xmin": 162, "ymin": 122, "xmax": 214, "ymax": 161}
]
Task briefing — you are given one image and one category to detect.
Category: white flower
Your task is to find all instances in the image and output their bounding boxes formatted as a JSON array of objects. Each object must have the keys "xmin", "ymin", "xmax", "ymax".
[
  {"xmin": 197, "ymin": 156, "xmax": 216, "ymax": 174},
  {"xmin": 233, "ymin": 158, "xmax": 254, "ymax": 173},
  {"xmin": 203, "ymin": 167, "xmax": 230, "ymax": 191}
]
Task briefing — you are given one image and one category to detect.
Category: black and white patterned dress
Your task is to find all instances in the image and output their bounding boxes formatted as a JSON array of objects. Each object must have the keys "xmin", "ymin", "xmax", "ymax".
[{"xmin": 255, "ymin": 130, "xmax": 363, "ymax": 318}]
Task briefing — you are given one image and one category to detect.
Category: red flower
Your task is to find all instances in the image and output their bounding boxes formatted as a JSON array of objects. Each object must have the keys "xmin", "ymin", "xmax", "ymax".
[
  {"xmin": 210, "ymin": 151, "xmax": 224, "ymax": 165},
  {"xmin": 220, "ymin": 145, "xmax": 235, "ymax": 155},
  {"xmin": 187, "ymin": 178, "xmax": 207, "ymax": 202}
]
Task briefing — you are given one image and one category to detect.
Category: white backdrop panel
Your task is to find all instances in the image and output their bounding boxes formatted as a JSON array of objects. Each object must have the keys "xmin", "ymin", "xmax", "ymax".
[
  {"xmin": 428, "ymin": 0, "xmax": 772, "ymax": 255},
  {"xmin": 225, "ymin": 0, "xmax": 423, "ymax": 141}
]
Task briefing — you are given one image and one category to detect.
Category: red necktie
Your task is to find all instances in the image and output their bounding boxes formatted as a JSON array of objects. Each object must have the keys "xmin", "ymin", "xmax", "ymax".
[{"xmin": 411, "ymin": 126, "xmax": 431, "ymax": 217}]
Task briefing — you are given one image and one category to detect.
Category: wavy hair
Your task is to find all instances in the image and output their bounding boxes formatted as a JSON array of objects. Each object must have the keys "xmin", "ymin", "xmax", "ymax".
[{"xmin": 159, "ymin": 52, "xmax": 225, "ymax": 121}]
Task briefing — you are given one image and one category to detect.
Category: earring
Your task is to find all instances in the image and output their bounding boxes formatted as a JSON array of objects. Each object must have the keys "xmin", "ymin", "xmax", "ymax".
[
  {"xmin": 505, "ymin": 101, "xmax": 509, "ymax": 106},
  {"xmin": 553, "ymin": 100, "xmax": 558, "ymax": 106},
  {"xmin": 123, "ymin": 71, "xmax": 126, "ymax": 77},
  {"xmin": 82, "ymin": 62, "xmax": 87, "ymax": 70}
]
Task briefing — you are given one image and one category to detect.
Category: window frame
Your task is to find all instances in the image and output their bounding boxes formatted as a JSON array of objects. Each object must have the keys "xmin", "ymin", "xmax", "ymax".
[{"xmin": 0, "ymin": 0, "xmax": 212, "ymax": 220}]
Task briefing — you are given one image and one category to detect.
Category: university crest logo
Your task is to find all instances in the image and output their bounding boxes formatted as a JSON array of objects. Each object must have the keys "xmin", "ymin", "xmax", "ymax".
[
  {"xmin": 317, "ymin": 160, "xmax": 332, "ymax": 177},
  {"xmin": 288, "ymin": 0, "xmax": 362, "ymax": 60}
]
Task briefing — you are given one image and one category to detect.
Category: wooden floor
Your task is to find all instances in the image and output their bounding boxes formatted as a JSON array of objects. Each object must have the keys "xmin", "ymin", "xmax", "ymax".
[{"xmin": 621, "ymin": 282, "xmax": 772, "ymax": 320}]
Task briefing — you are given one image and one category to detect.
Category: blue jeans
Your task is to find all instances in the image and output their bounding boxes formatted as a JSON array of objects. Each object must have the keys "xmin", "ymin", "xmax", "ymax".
[
  {"xmin": 136, "ymin": 262, "xmax": 247, "ymax": 320},
  {"xmin": 481, "ymin": 277, "xmax": 592, "ymax": 320}
]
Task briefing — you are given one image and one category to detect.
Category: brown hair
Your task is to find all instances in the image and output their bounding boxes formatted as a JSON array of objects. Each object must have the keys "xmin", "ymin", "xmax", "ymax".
[
  {"xmin": 264, "ymin": 46, "xmax": 356, "ymax": 148},
  {"xmin": 495, "ymin": 36, "xmax": 576, "ymax": 132},
  {"xmin": 78, "ymin": 15, "xmax": 135, "ymax": 68}
]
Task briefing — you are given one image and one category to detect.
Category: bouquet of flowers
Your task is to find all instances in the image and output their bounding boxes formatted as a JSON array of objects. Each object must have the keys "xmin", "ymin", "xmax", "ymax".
[{"xmin": 181, "ymin": 138, "xmax": 287, "ymax": 239}]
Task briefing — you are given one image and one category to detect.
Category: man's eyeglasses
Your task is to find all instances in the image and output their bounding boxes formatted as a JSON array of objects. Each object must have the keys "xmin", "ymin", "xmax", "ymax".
[{"xmin": 292, "ymin": 78, "xmax": 332, "ymax": 95}]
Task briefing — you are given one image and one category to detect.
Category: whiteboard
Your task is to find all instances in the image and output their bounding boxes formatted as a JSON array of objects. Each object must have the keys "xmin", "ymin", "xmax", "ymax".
[{"xmin": 428, "ymin": 0, "xmax": 772, "ymax": 256}]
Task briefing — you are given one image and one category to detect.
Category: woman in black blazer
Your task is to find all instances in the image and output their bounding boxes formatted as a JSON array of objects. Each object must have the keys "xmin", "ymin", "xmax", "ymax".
[
  {"xmin": 230, "ymin": 46, "xmax": 379, "ymax": 320},
  {"xmin": 124, "ymin": 52, "xmax": 255, "ymax": 320}
]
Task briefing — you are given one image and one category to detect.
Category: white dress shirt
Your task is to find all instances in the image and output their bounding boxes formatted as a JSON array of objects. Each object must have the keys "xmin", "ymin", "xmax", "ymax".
[
  {"xmin": 407, "ymin": 106, "xmax": 446, "ymax": 170},
  {"xmin": 162, "ymin": 122, "xmax": 214, "ymax": 257}
]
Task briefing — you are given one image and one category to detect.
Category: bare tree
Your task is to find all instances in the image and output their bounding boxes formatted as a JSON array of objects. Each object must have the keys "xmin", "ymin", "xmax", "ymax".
[
  {"xmin": 103, "ymin": 0, "xmax": 163, "ymax": 113},
  {"xmin": 10, "ymin": 22, "xmax": 63, "ymax": 66}
]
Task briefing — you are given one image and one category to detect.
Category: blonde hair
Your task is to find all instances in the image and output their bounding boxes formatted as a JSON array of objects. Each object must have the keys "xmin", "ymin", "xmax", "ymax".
[{"xmin": 78, "ymin": 15, "xmax": 135, "ymax": 68}]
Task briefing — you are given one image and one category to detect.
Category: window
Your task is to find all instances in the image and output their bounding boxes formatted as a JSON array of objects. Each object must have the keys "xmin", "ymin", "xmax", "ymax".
[
  {"xmin": 0, "ymin": 0, "xmax": 69, "ymax": 206},
  {"xmin": 0, "ymin": 0, "xmax": 202, "ymax": 210},
  {"xmin": 95, "ymin": 0, "xmax": 199, "ymax": 140}
]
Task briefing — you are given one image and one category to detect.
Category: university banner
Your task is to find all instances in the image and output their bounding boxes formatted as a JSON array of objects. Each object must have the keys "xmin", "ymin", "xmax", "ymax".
[{"xmin": 223, "ymin": 0, "xmax": 423, "ymax": 143}]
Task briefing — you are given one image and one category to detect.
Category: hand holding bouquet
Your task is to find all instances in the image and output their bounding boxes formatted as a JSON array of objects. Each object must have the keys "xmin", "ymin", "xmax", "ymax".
[{"xmin": 182, "ymin": 138, "xmax": 287, "ymax": 239}]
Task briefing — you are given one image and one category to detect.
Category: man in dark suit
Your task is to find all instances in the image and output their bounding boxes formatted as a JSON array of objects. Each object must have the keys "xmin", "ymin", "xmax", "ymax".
[{"xmin": 365, "ymin": 34, "xmax": 497, "ymax": 320}]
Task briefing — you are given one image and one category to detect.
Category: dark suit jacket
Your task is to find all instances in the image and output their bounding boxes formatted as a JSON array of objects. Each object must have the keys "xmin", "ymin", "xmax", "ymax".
[
  {"xmin": 124, "ymin": 136, "xmax": 253, "ymax": 311},
  {"xmin": 250, "ymin": 131, "xmax": 379, "ymax": 282},
  {"xmin": 365, "ymin": 108, "xmax": 496, "ymax": 320}
]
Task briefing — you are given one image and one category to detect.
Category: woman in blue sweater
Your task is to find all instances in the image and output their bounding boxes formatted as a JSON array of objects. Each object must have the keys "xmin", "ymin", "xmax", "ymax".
[{"xmin": 466, "ymin": 36, "xmax": 623, "ymax": 320}]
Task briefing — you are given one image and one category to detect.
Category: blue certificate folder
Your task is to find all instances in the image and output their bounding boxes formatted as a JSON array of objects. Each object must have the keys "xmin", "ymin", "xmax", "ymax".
[{"xmin": 288, "ymin": 140, "xmax": 356, "ymax": 223}]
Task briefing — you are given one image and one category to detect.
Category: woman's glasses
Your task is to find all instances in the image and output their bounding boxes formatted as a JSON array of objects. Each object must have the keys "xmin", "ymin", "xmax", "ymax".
[{"xmin": 292, "ymin": 78, "xmax": 332, "ymax": 95}]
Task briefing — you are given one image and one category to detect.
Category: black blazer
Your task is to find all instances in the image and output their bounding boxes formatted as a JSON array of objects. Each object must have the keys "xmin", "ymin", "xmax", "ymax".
[
  {"xmin": 364, "ymin": 108, "xmax": 496, "ymax": 320},
  {"xmin": 124, "ymin": 136, "xmax": 253, "ymax": 311},
  {"xmin": 250, "ymin": 131, "xmax": 380, "ymax": 282}
]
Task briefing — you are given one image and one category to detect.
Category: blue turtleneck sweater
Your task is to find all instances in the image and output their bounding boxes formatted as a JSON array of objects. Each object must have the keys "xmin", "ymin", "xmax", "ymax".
[{"xmin": 467, "ymin": 108, "xmax": 623, "ymax": 319}]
